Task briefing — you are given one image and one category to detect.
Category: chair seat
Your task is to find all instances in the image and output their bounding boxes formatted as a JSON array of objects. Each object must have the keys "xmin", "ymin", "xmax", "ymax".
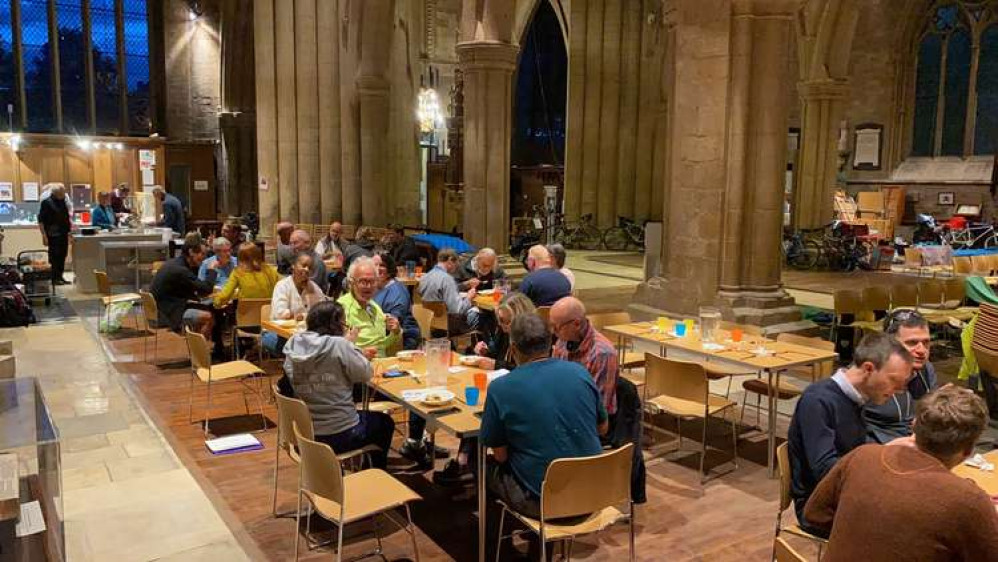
[
  {"xmin": 336, "ymin": 443, "xmax": 382, "ymax": 464},
  {"xmin": 235, "ymin": 328, "xmax": 263, "ymax": 339},
  {"xmin": 361, "ymin": 401, "xmax": 403, "ymax": 414},
  {"xmin": 507, "ymin": 505, "xmax": 628, "ymax": 540},
  {"xmin": 307, "ymin": 468, "xmax": 420, "ymax": 525},
  {"xmin": 196, "ymin": 360, "xmax": 264, "ymax": 382},
  {"xmin": 703, "ymin": 363, "xmax": 755, "ymax": 379},
  {"xmin": 620, "ymin": 351, "xmax": 645, "ymax": 370},
  {"xmin": 850, "ymin": 320, "xmax": 883, "ymax": 332},
  {"xmin": 645, "ymin": 393, "xmax": 735, "ymax": 418},
  {"xmin": 102, "ymin": 292, "xmax": 142, "ymax": 306},
  {"xmin": 741, "ymin": 378, "xmax": 802, "ymax": 400}
]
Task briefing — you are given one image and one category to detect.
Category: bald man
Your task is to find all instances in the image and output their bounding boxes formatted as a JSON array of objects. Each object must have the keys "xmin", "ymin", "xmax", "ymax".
[
  {"xmin": 315, "ymin": 221, "xmax": 343, "ymax": 259},
  {"xmin": 518, "ymin": 245, "xmax": 571, "ymax": 307},
  {"xmin": 550, "ymin": 297, "xmax": 619, "ymax": 415}
]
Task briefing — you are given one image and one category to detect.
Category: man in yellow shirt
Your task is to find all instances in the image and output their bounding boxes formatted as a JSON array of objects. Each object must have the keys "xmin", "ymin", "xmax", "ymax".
[{"xmin": 337, "ymin": 256, "xmax": 401, "ymax": 358}]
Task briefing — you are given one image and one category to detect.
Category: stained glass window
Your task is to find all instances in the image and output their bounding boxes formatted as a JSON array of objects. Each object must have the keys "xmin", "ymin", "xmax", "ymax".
[
  {"xmin": 913, "ymin": 34, "xmax": 942, "ymax": 157},
  {"xmin": 56, "ymin": 0, "xmax": 87, "ymax": 133},
  {"xmin": 976, "ymin": 26, "xmax": 998, "ymax": 154},
  {"xmin": 122, "ymin": 0, "xmax": 148, "ymax": 135},
  {"xmin": 22, "ymin": 0, "xmax": 54, "ymax": 132},
  {"xmin": 91, "ymin": 0, "xmax": 118, "ymax": 134},
  {"xmin": 0, "ymin": 1, "xmax": 15, "ymax": 129},
  {"xmin": 942, "ymin": 27, "xmax": 971, "ymax": 155}
]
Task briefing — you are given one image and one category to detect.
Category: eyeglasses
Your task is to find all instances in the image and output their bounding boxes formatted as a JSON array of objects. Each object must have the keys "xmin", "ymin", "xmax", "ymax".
[
  {"xmin": 354, "ymin": 278, "xmax": 377, "ymax": 288},
  {"xmin": 884, "ymin": 309, "xmax": 925, "ymax": 333}
]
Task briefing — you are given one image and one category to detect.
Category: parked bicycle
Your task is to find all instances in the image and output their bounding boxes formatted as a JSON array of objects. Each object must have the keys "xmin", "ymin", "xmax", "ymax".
[
  {"xmin": 552, "ymin": 213, "xmax": 603, "ymax": 250},
  {"xmin": 782, "ymin": 228, "xmax": 820, "ymax": 270},
  {"xmin": 603, "ymin": 217, "xmax": 646, "ymax": 251},
  {"xmin": 942, "ymin": 221, "xmax": 998, "ymax": 249}
]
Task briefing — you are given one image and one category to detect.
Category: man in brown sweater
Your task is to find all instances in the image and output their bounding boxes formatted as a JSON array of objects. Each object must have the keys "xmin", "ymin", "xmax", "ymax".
[{"xmin": 804, "ymin": 385, "xmax": 998, "ymax": 561}]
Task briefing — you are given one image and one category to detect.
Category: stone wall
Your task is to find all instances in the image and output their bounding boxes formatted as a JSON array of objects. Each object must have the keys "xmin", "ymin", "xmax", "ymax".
[{"xmin": 163, "ymin": 0, "xmax": 221, "ymax": 142}]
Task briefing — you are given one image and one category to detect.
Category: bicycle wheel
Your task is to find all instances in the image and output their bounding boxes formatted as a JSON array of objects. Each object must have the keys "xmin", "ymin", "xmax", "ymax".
[
  {"xmin": 985, "ymin": 234, "xmax": 998, "ymax": 249},
  {"xmin": 789, "ymin": 240, "xmax": 820, "ymax": 270},
  {"xmin": 603, "ymin": 227, "xmax": 629, "ymax": 251},
  {"xmin": 552, "ymin": 226, "xmax": 569, "ymax": 246},
  {"xmin": 576, "ymin": 225, "xmax": 603, "ymax": 250}
]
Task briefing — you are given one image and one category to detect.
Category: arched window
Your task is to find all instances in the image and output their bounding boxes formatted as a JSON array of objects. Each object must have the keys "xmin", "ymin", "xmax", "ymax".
[
  {"xmin": 0, "ymin": 0, "xmax": 153, "ymax": 135},
  {"xmin": 911, "ymin": 2, "xmax": 998, "ymax": 157}
]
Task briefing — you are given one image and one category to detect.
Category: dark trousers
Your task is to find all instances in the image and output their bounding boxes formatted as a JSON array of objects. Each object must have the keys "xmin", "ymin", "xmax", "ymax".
[
  {"xmin": 48, "ymin": 235, "xmax": 68, "ymax": 282},
  {"xmin": 487, "ymin": 458, "xmax": 540, "ymax": 519},
  {"xmin": 315, "ymin": 411, "xmax": 395, "ymax": 469}
]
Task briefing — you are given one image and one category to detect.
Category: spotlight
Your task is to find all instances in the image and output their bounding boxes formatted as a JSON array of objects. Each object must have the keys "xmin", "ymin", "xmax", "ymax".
[
  {"xmin": 76, "ymin": 138, "xmax": 92, "ymax": 151},
  {"xmin": 9, "ymin": 134, "xmax": 21, "ymax": 152}
]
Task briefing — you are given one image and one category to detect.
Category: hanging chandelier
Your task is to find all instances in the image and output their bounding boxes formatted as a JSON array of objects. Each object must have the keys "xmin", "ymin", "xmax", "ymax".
[{"xmin": 417, "ymin": 67, "xmax": 444, "ymax": 134}]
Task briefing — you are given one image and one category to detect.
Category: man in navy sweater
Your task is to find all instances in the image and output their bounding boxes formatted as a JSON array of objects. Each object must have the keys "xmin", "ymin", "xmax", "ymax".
[{"xmin": 788, "ymin": 332, "xmax": 913, "ymax": 536}]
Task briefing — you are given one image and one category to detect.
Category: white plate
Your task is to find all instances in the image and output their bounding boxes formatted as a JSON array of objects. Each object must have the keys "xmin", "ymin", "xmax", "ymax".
[
  {"xmin": 273, "ymin": 319, "xmax": 297, "ymax": 328},
  {"xmin": 458, "ymin": 356, "xmax": 480, "ymax": 366},
  {"xmin": 421, "ymin": 390, "xmax": 456, "ymax": 407},
  {"xmin": 396, "ymin": 350, "xmax": 424, "ymax": 361}
]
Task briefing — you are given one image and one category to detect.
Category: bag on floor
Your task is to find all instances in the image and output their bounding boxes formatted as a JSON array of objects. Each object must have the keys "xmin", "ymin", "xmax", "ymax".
[
  {"xmin": 99, "ymin": 301, "xmax": 133, "ymax": 333},
  {"xmin": 0, "ymin": 283, "xmax": 35, "ymax": 327}
]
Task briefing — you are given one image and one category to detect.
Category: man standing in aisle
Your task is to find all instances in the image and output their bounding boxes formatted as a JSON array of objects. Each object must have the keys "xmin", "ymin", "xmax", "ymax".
[
  {"xmin": 152, "ymin": 186, "xmax": 185, "ymax": 235},
  {"xmin": 37, "ymin": 183, "xmax": 72, "ymax": 285}
]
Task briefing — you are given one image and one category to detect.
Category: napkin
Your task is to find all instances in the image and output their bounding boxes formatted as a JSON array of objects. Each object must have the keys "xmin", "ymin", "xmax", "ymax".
[
  {"xmin": 401, "ymin": 386, "xmax": 449, "ymax": 402},
  {"xmin": 701, "ymin": 342, "xmax": 725, "ymax": 351},
  {"xmin": 964, "ymin": 453, "xmax": 995, "ymax": 472},
  {"xmin": 488, "ymin": 369, "xmax": 510, "ymax": 383}
]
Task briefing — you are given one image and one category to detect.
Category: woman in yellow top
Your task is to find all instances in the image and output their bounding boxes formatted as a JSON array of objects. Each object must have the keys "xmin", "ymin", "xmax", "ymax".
[{"xmin": 214, "ymin": 243, "xmax": 279, "ymax": 307}]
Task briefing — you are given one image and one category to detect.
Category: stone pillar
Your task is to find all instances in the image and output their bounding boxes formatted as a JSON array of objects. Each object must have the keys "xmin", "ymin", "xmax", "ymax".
[
  {"xmin": 254, "ymin": 0, "xmax": 279, "ymax": 236},
  {"xmin": 317, "ymin": 0, "xmax": 342, "ymax": 223},
  {"xmin": 274, "ymin": 2, "xmax": 299, "ymax": 221},
  {"xmin": 295, "ymin": 0, "xmax": 321, "ymax": 225},
  {"xmin": 458, "ymin": 41, "xmax": 518, "ymax": 251},
  {"xmin": 358, "ymin": 76, "xmax": 390, "ymax": 226},
  {"xmin": 794, "ymin": 79, "xmax": 850, "ymax": 229}
]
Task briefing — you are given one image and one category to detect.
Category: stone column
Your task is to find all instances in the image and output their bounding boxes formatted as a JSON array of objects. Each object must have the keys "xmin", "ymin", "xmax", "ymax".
[
  {"xmin": 253, "ymin": 0, "xmax": 279, "ymax": 236},
  {"xmin": 458, "ymin": 41, "xmax": 518, "ymax": 251},
  {"xmin": 317, "ymin": 0, "xmax": 342, "ymax": 223},
  {"xmin": 794, "ymin": 79, "xmax": 850, "ymax": 229},
  {"xmin": 358, "ymin": 76, "xmax": 390, "ymax": 226},
  {"xmin": 295, "ymin": 0, "xmax": 321, "ymax": 225},
  {"xmin": 274, "ymin": 2, "xmax": 299, "ymax": 221}
]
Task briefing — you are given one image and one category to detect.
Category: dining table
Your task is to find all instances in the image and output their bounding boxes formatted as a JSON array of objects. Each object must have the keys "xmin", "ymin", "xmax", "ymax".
[
  {"xmin": 953, "ymin": 450, "xmax": 998, "ymax": 495},
  {"xmin": 602, "ymin": 321, "xmax": 838, "ymax": 478},
  {"xmin": 260, "ymin": 318, "xmax": 301, "ymax": 340},
  {"xmin": 370, "ymin": 352, "xmax": 491, "ymax": 562}
]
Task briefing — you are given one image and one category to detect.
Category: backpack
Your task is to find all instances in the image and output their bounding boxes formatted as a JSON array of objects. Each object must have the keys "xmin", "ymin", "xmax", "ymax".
[{"xmin": 0, "ymin": 281, "xmax": 35, "ymax": 327}]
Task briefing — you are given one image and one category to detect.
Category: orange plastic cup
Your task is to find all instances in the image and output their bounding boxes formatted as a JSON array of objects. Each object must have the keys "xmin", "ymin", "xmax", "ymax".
[
  {"xmin": 492, "ymin": 290, "xmax": 502, "ymax": 304},
  {"xmin": 414, "ymin": 265, "xmax": 423, "ymax": 276},
  {"xmin": 474, "ymin": 371, "xmax": 487, "ymax": 391},
  {"xmin": 731, "ymin": 328, "xmax": 743, "ymax": 343}
]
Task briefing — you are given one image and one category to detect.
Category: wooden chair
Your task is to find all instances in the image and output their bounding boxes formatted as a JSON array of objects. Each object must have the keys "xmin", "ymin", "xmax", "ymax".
[
  {"xmin": 773, "ymin": 536, "xmax": 808, "ymax": 562},
  {"xmin": 972, "ymin": 254, "xmax": 993, "ymax": 275},
  {"xmin": 232, "ymin": 298, "xmax": 271, "ymax": 360},
  {"xmin": 903, "ymin": 246, "xmax": 922, "ymax": 273},
  {"xmin": 537, "ymin": 305, "xmax": 552, "ymax": 329},
  {"xmin": 139, "ymin": 291, "xmax": 166, "ymax": 363},
  {"xmin": 850, "ymin": 286, "xmax": 889, "ymax": 333},
  {"xmin": 185, "ymin": 328, "xmax": 267, "ymax": 436},
  {"xmin": 411, "ymin": 303, "xmax": 434, "ymax": 342},
  {"xmin": 952, "ymin": 256, "xmax": 973, "ymax": 275},
  {"xmin": 93, "ymin": 269, "xmax": 142, "ymax": 331},
  {"xmin": 292, "ymin": 424, "xmax": 421, "ymax": 562},
  {"xmin": 740, "ymin": 335, "xmax": 835, "ymax": 425},
  {"xmin": 775, "ymin": 443, "xmax": 827, "ymax": 556},
  {"xmin": 643, "ymin": 353, "xmax": 738, "ymax": 483},
  {"xmin": 831, "ymin": 289, "xmax": 864, "ymax": 342},
  {"xmin": 272, "ymin": 386, "xmax": 378, "ymax": 519},
  {"xmin": 495, "ymin": 444, "xmax": 636, "ymax": 562},
  {"xmin": 917, "ymin": 279, "xmax": 944, "ymax": 308},
  {"xmin": 890, "ymin": 283, "xmax": 918, "ymax": 310},
  {"xmin": 421, "ymin": 299, "xmax": 477, "ymax": 348}
]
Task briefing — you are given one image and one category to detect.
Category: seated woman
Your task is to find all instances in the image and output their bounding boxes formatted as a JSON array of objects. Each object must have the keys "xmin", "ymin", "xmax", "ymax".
[
  {"xmin": 372, "ymin": 252, "xmax": 420, "ymax": 350},
  {"xmin": 472, "ymin": 292, "xmax": 536, "ymax": 370},
  {"xmin": 282, "ymin": 301, "xmax": 394, "ymax": 469},
  {"xmin": 263, "ymin": 252, "xmax": 326, "ymax": 356},
  {"xmin": 213, "ymin": 243, "xmax": 279, "ymax": 307}
]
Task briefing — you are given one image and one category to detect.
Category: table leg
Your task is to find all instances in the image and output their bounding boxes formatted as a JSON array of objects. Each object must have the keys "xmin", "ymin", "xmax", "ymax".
[
  {"xmin": 766, "ymin": 368, "xmax": 777, "ymax": 478},
  {"xmin": 478, "ymin": 440, "xmax": 486, "ymax": 562}
]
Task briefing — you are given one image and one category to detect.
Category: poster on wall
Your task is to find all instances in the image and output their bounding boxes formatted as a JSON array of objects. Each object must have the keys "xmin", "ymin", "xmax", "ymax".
[
  {"xmin": 194, "ymin": 180, "xmax": 208, "ymax": 191},
  {"xmin": 22, "ymin": 182, "xmax": 38, "ymax": 201},
  {"xmin": 141, "ymin": 169, "xmax": 155, "ymax": 186},
  {"xmin": 258, "ymin": 176, "xmax": 269, "ymax": 191},
  {"xmin": 139, "ymin": 149, "xmax": 156, "ymax": 170},
  {"xmin": 0, "ymin": 183, "xmax": 12, "ymax": 202}
]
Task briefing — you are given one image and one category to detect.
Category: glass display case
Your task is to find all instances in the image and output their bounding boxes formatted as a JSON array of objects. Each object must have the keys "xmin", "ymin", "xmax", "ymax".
[
  {"xmin": 0, "ymin": 203, "xmax": 41, "ymax": 226},
  {"xmin": 0, "ymin": 378, "xmax": 63, "ymax": 562}
]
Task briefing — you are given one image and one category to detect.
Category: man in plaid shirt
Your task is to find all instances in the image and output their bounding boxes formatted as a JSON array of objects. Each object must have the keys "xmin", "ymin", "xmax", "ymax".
[{"xmin": 550, "ymin": 297, "xmax": 619, "ymax": 415}]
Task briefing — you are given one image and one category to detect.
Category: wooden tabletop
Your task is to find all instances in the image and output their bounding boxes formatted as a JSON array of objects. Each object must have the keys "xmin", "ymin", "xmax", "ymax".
[
  {"xmin": 473, "ymin": 292, "xmax": 501, "ymax": 311},
  {"xmin": 371, "ymin": 354, "xmax": 487, "ymax": 438},
  {"xmin": 395, "ymin": 276, "xmax": 422, "ymax": 287},
  {"xmin": 953, "ymin": 450, "xmax": 998, "ymax": 495},
  {"xmin": 603, "ymin": 321, "xmax": 838, "ymax": 370},
  {"xmin": 261, "ymin": 318, "xmax": 301, "ymax": 339}
]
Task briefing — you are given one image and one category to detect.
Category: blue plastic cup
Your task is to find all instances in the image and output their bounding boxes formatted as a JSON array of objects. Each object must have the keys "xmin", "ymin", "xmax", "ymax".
[
  {"xmin": 465, "ymin": 386, "xmax": 480, "ymax": 407},
  {"xmin": 675, "ymin": 323, "xmax": 687, "ymax": 337}
]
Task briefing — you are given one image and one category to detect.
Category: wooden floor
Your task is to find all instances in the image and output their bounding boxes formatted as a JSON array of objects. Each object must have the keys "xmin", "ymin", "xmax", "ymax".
[{"xmin": 96, "ymin": 312, "xmax": 821, "ymax": 562}]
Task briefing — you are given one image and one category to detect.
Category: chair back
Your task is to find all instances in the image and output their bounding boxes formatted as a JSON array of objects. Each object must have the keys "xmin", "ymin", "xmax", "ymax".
[
  {"xmin": 411, "ymin": 304, "xmax": 435, "ymax": 340},
  {"xmin": 422, "ymin": 300, "xmax": 449, "ymax": 332},
  {"xmin": 904, "ymin": 247, "xmax": 922, "ymax": 268},
  {"xmin": 540, "ymin": 444, "xmax": 633, "ymax": 520},
  {"xmin": 274, "ymin": 387, "xmax": 315, "ymax": 459},
  {"xmin": 943, "ymin": 277, "xmax": 966, "ymax": 305},
  {"xmin": 952, "ymin": 256, "xmax": 973, "ymax": 275},
  {"xmin": 861, "ymin": 286, "xmax": 890, "ymax": 314},
  {"xmin": 832, "ymin": 289, "xmax": 863, "ymax": 315},
  {"xmin": 151, "ymin": 260, "xmax": 165, "ymax": 276},
  {"xmin": 917, "ymin": 279, "xmax": 944, "ymax": 306},
  {"xmin": 537, "ymin": 306, "xmax": 552, "ymax": 328},
  {"xmin": 644, "ymin": 353, "xmax": 707, "ymax": 404},
  {"xmin": 293, "ymin": 423, "xmax": 345, "ymax": 506},
  {"xmin": 184, "ymin": 328, "xmax": 212, "ymax": 371},
  {"xmin": 890, "ymin": 283, "xmax": 918, "ymax": 309},
  {"xmin": 776, "ymin": 333, "xmax": 836, "ymax": 379},
  {"xmin": 235, "ymin": 298, "xmax": 270, "ymax": 329},
  {"xmin": 139, "ymin": 291, "xmax": 159, "ymax": 327},
  {"xmin": 776, "ymin": 442, "xmax": 793, "ymax": 512},
  {"xmin": 261, "ymin": 304, "xmax": 272, "ymax": 322},
  {"xmin": 93, "ymin": 270, "xmax": 111, "ymax": 296},
  {"xmin": 773, "ymin": 536, "xmax": 807, "ymax": 562},
  {"xmin": 972, "ymin": 254, "xmax": 993, "ymax": 275}
]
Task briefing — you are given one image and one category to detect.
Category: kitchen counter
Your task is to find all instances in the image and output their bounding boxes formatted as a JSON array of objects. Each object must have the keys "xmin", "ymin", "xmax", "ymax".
[{"xmin": 73, "ymin": 229, "xmax": 174, "ymax": 293}]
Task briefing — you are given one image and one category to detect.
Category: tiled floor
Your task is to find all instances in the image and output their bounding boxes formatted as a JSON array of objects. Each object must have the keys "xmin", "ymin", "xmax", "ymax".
[{"xmin": 1, "ymin": 314, "xmax": 252, "ymax": 562}]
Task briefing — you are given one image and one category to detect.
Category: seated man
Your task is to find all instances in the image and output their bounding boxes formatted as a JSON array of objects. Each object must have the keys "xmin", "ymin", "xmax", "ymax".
[
  {"xmin": 481, "ymin": 313, "xmax": 608, "ymax": 519},
  {"xmin": 198, "ymin": 237, "xmax": 237, "ymax": 289},
  {"xmin": 275, "ymin": 221, "xmax": 296, "ymax": 274},
  {"xmin": 314, "ymin": 220, "xmax": 344, "ymax": 259},
  {"xmin": 289, "ymin": 229, "xmax": 328, "ymax": 293},
  {"xmin": 865, "ymin": 309, "xmax": 936, "ymax": 443},
  {"xmin": 518, "ymin": 245, "xmax": 571, "ymax": 307},
  {"xmin": 805, "ymin": 386, "xmax": 998, "ymax": 561},
  {"xmin": 221, "ymin": 220, "xmax": 245, "ymax": 248},
  {"xmin": 788, "ymin": 332, "xmax": 913, "ymax": 536},
  {"xmin": 336, "ymin": 257, "xmax": 401, "ymax": 359},
  {"xmin": 265, "ymin": 252, "xmax": 326, "ymax": 356},
  {"xmin": 342, "ymin": 226, "xmax": 377, "ymax": 271},
  {"xmin": 387, "ymin": 224, "xmax": 421, "ymax": 266},
  {"xmin": 149, "ymin": 239, "xmax": 218, "ymax": 340},
  {"xmin": 455, "ymin": 247, "xmax": 506, "ymax": 292},
  {"xmin": 547, "ymin": 243, "xmax": 575, "ymax": 292},
  {"xmin": 417, "ymin": 249, "xmax": 479, "ymax": 331},
  {"xmin": 550, "ymin": 296, "xmax": 618, "ymax": 417}
]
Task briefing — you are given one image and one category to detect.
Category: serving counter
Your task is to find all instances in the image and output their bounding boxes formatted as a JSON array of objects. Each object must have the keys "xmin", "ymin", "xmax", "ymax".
[{"xmin": 72, "ymin": 229, "xmax": 173, "ymax": 293}]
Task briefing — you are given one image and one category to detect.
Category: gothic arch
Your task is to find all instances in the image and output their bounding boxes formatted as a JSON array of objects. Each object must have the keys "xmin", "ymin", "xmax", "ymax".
[{"xmin": 513, "ymin": 0, "xmax": 569, "ymax": 47}]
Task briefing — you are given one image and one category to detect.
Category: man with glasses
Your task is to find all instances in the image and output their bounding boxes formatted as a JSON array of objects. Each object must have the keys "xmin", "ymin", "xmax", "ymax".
[
  {"xmin": 550, "ymin": 296, "xmax": 619, "ymax": 416},
  {"xmin": 864, "ymin": 309, "xmax": 936, "ymax": 443},
  {"xmin": 336, "ymin": 257, "xmax": 400, "ymax": 359}
]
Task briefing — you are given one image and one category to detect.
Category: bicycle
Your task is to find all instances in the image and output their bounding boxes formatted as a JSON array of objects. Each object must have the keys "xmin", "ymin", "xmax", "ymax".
[
  {"xmin": 782, "ymin": 229, "xmax": 820, "ymax": 270},
  {"xmin": 942, "ymin": 222, "xmax": 998, "ymax": 249},
  {"xmin": 552, "ymin": 213, "xmax": 603, "ymax": 250},
  {"xmin": 602, "ymin": 217, "xmax": 646, "ymax": 251}
]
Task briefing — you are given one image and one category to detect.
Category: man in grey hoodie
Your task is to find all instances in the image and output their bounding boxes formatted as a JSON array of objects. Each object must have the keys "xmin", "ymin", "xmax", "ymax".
[
  {"xmin": 864, "ymin": 309, "xmax": 936, "ymax": 444},
  {"xmin": 282, "ymin": 301, "xmax": 394, "ymax": 468}
]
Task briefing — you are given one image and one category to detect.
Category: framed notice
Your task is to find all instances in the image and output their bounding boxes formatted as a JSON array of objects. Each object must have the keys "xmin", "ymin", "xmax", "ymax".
[
  {"xmin": 852, "ymin": 123, "xmax": 883, "ymax": 170},
  {"xmin": 138, "ymin": 149, "xmax": 156, "ymax": 170},
  {"xmin": 194, "ymin": 180, "xmax": 208, "ymax": 191},
  {"xmin": 0, "ymin": 183, "xmax": 13, "ymax": 202},
  {"xmin": 258, "ymin": 176, "xmax": 269, "ymax": 191},
  {"xmin": 21, "ymin": 182, "xmax": 38, "ymax": 201}
]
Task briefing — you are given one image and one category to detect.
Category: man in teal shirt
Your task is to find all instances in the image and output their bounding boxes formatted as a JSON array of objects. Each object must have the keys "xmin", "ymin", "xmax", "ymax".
[
  {"xmin": 480, "ymin": 313, "xmax": 607, "ymax": 519},
  {"xmin": 337, "ymin": 256, "xmax": 401, "ymax": 358}
]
